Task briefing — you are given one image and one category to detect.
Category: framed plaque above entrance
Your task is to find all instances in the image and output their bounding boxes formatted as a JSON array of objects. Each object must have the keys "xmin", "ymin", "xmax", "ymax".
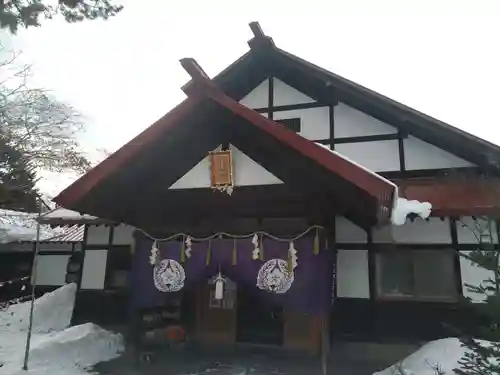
[{"xmin": 209, "ymin": 149, "xmax": 234, "ymax": 195}]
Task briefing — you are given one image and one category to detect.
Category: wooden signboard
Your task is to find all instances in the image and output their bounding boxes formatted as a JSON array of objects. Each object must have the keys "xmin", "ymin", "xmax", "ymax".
[{"xmin": 209, "ymin": 150, "xmax": 233, "ymax": 188}]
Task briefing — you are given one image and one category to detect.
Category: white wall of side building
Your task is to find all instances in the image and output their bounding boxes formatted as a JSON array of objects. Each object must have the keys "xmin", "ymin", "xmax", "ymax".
[
  {"xmin": 336, "ymin": 216, "xmax": 497, "ymax": 302},
  {"xmin": 32, "ymin": 224, "xmax": 135, "ymax": 290}
]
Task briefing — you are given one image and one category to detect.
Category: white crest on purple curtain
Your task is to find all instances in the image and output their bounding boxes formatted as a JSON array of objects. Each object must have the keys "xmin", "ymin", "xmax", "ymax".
[
  {"xmin": 256, "ymin": 259, "xmax": 294, "ymax": 294},
  {"xmin": 153, "ymin": 259, "xmax": 186, "ymax": 292}
]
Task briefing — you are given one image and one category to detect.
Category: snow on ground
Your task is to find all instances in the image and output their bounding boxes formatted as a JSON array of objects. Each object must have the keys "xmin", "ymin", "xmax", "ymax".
[
  {"xmin": 0, "ymin": 283, "xmax": 123, "ymax": 375},
  {"xmin": 0, "ymin": 209, "xmax": 66, "ymax": 243},
  {"xmin": 0, "ymin": 283, "xmax": 76, "ymax": 333},
  {"xmin": 374, "ymin": 338, "xmax": 495, "ymax": 375}
]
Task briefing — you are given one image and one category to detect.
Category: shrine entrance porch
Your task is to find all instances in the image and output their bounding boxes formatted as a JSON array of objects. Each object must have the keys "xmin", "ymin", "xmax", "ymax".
[{"xmin": 194, "ymin": 280, "xmax": 324, "ymax": 355}]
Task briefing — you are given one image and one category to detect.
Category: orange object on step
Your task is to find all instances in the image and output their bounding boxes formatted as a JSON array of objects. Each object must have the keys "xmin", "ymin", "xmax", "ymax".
[{"xmin": 165, "ymin": 325, "xmax": 185, "ymax": 341}]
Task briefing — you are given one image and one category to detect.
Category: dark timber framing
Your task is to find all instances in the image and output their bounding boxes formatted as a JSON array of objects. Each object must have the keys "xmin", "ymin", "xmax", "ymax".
[
  {"xmin": 267, "ymin": 76, "xmax": 274, "ymax": 120},
  {"xmin": 398, "ymin": 130, "xmax": 407, "ymax": 173},
  {"xmin": 331, "ymin": 133, "xmax": 401, "ymax": 144},
  {"xmin": 328, "ymin": 104, "xmax": 335, "ymax": 150},
  {"xmin": 70, "ymin": 225, "xmax": 88, "ymax": 325},
  {"xmin": 449, "ymin": 217, "xmax": 463, "ymax": 296},
  {"xmin": 76, "ymin": 225, "xmax": 88, "ymax": 293},
  {"xmin": 366, "ymin": 229, "xmax": 377, "ymax": 337},
  {"xmin": 254, "ymin": 101, "xmax": 329, "ymax": 113},
  {"xmin": 215, "ymin": 22, "xmax": 500, "ymax": 174},
  {"xmin": 251, "ymin": 96, "xmax": 414, "ymax": 178}
]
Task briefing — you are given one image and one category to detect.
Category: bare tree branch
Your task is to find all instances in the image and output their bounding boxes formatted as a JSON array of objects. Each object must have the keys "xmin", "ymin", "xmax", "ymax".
[{"xmin": 0, "ymin": 47, "xmax": 91, "ymax": 174}]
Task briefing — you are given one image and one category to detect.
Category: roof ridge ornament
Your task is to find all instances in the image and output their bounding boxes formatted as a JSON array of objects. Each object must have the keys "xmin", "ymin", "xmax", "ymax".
[
  {"xmin": 248, "ymin": 21, "xmax": 275, "ymax": 49},
  {"xmin": 180, "ymin": 58, "xmax": 218, "ymax": 96}
]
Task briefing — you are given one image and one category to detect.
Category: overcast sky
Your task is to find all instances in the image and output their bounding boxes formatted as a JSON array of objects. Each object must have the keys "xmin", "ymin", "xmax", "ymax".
[{"xmin": 7, "ymin": 0, "xmax": 500, "ymax": 196}]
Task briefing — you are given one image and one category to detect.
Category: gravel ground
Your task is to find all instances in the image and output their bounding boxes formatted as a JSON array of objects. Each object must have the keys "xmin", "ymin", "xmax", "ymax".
[{"xmin": 95, "ymin": 343, "xmax": 391, "ymax": 375}]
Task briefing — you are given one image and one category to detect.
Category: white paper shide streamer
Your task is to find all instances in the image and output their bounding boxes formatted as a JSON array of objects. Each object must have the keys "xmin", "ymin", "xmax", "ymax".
[
  {"xmin": 251, "ymin": 233, "xmax": 260, "ymax": 260},
  {"xmin": 185, "ymin": 236, "xmax": 193, "ymax": 258},
  {"xmin": 288, "ymin": 241, "xmax": 298, "ymax": 269},
  {"xmin": 149, "ymin": 241, "xmax": 160, "ymax": 265}
]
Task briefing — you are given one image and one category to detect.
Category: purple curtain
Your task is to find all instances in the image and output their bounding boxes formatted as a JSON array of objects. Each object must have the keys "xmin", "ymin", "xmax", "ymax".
[{"xmin": 131, "ymin": 231, "xmax": 334, "ymax": 315}]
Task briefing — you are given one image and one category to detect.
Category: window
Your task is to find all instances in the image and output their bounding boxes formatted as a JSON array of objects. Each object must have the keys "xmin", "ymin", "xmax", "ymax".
[
  {"xmin": 376, "ymin": 249, "xmax": 457, "ymax": 301},
  {"xmin": 104, "ymin": 247, "xmax": 131, "ymax": 290},
  {"xmin": 276, "ymin": 118, "xmax": 301, "ymax": 133}
]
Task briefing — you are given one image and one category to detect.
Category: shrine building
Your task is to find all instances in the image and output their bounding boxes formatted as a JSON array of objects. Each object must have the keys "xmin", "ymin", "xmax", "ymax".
[{"xmin": 30, "ymin": 22, "xmax": 500, "ymax": 356}]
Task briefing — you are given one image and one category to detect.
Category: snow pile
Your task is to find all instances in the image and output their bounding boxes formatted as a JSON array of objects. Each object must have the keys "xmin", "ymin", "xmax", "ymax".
[
  {"xmin": 0, "ymin": 209, "xmax": 65, "ymax": 243},
  {"xmin": 391, "ymin": 197, "xmax": 432, "ymax": 226},
  {"xmin": 0, "ymin": 284, "xmax": 123, "ymax": 375},
  {"xmin": 374, "ymin": 338, "xmax": 497, "ymax": 375},
  {"xmin": 22, "ymin": 323, "xmax": 123, "ymax": 371},
  {"xmin": 0, "ymin": 283, "xmax": 77, "ymax": 333},
  {"xmin": 0, "ymin": 323, "xmax": 123, "ymax": 375}
]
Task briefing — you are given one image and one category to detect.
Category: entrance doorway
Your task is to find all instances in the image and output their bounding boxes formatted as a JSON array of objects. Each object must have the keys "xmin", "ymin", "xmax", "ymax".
[{"xmin": 236, "ymin": 286, "xmax": 284, "ymax": 346}]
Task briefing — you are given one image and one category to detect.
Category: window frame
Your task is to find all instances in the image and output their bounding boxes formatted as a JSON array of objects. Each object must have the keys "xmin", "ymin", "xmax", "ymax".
[
  {"xmin": 276, "ymin": 118, "xmax": 301, "ymax": 133},
  {"xmin": 103, "ymin": 246, "xmax": 132, "ymax": 291},
  {"xmin": 375, "ymin": 247, "xmax": 459, "ymax": 303}
]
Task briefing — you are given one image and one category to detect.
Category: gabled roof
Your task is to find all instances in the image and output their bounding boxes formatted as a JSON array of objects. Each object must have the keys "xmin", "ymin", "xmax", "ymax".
[
  {"xmin": 54, "ymin": 59, "xmax": 397, "ymax": 229},
  {"xmin": 213, "ymin": 22, "xmax": 500, "ymax": 172}
]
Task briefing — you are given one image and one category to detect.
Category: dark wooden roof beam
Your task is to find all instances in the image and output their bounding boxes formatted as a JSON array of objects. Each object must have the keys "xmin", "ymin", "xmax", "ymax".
[
  {"xmin": 180, "ymin": 57, "xmax": 215, "ymax": 96},
  {"xmin": 180, "ymin": 57, "xmax": 210, "ymax": 81},
  {"xmin": 248, "ymin": 21, "xmax": 275, "ymax": 49}
]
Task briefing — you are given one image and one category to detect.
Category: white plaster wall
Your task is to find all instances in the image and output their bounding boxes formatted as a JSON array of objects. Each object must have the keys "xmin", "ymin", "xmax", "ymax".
[
  {"xmin": 404, "ymin": 136, "xmax": 474, "ymax": 170},
  {"xmin": 373, "ymin": 218, "xmax": 452, "ymax": 244},
  {"xmin": 273, "ymin": 106, "xmax": 330, "ymax": 140},
  {"xmin": 239, "ymin": 78, "xmax": 269, "ymax": 108},
  {"xmin": 334, "ymin": 103, "xmax": 397, "ymax": 138},
  {"xmin": 34, "ymin": 255, "xmax": 70, "ymax": 286},
  {"xmin": 272, "ymin": 78, "xmax": 315, "ymax": 106},
  {"xmin": 87, "ymin": 225, "xmax": 110, "ymax": 245},
  {"xmin": 336, "ymin": 250, "xmax": 370, "ymax": 298},
  {"xmin": 335, "ymin": 217, "xmax": 367, "ymax": 243},
  {"xmin": 113, "ymin": 224, "xmax": 135, "ymax": 245},
  {"xmin": 239, "ymin": 79, "xmax": 474, "ymax": 175},
  {"xmin": 335, "ymin": 140, "xmax": 401, "ymax": 172},
  {"xmin": 81, "ymin": 250, "xmax": 108, "ymax": 290},
  {"xmin": 169, "ymin": 144, "xmax": 283, "ymax": 189}
]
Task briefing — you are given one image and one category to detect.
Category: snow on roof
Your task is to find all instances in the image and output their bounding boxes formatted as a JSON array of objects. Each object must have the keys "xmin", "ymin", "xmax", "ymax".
[
  {"xmin": 41, "ymin": 207, "xmax": 98, "ymax": 221},
  {"xmin": 391, "ymin": 197, "xmax": 432, "ymax": 226},
  {"xmin": 0, "ymin": 209, "xmax": 66, "ymax": 244},
  {"xmin": 314, "ymin": 143, "xmax": 432, "ymax": 226},
  {"xmin": 46, "ymin": 225, "xmax": 85, "ymax": 242}
]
